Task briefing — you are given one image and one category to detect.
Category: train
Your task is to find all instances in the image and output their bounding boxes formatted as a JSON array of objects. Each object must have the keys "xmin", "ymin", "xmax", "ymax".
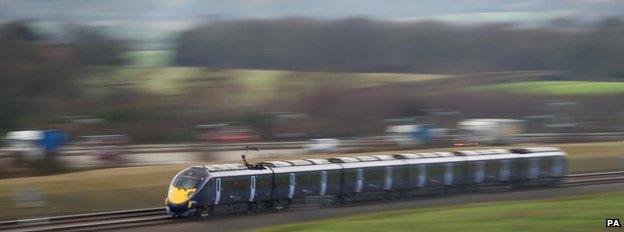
[{"xmin": 165, "ymin": 147, "xmax": 566, "ymax": 217}]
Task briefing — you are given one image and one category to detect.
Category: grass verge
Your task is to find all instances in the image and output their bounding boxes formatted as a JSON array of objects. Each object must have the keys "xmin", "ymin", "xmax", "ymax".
[
  {"xmin": 473, "ymin": 81, "xmax": 624, "ymax": 95},
  {"xmin": 254, "ymin": 190, "xmax": 624, "ymax": 232}
]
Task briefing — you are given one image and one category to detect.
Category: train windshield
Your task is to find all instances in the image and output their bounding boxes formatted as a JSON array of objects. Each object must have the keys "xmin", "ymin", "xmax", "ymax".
[{"xmin": 172, "ymin": 168, "xmax": 207, "ymax": 189}]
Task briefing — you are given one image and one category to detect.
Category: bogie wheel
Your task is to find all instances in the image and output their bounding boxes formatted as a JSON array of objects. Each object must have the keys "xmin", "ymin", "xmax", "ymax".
[
  {"xmin": 196, "ymin": 207, "xmax": 213, "ymax": 218},
  {"xmin": 247, "ymin": 202, "xmax": 261, "ymax": 214}
]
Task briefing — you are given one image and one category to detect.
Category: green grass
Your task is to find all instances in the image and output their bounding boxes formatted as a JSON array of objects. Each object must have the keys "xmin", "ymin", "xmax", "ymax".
[
  {"xmin": 255, "ymin": 190, "xmax": 624, "ymax": 232},
  {"xmin": 473, "ymin": 81, "xmax": 624, "ymax": 95},
  {"xmin": 0, "ymin": 141, "xmax": 622, "ymax": 220}
]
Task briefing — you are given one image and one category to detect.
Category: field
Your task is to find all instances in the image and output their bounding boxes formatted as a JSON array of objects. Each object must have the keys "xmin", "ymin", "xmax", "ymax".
[
  {"xmin": 84, "ymin": 66, "xmax": 451, "ymax": 102},
  {"xmin": 0, "ymin": 141, "xmax": 623, "ymax": 220},
  {"xmin": 255, "ymin": 190, "xmax": 624, "ymax": 232},
  {"xmin": 473, "ymin": 81, "xmax": 624, "ymax": 95}
]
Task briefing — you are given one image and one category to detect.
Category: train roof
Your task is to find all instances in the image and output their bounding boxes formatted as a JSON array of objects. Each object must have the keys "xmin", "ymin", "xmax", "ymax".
[
  {"xmin": 304, "ymin": 158, "xmax": 331, "ymax": 164},
  {"xmin": 262, "ymin": 158, "xmax": 336, "ymax": 168},
  {"xmin": 371, "ymin": 154, "xmax": 395, "ymax": 160},
  {"xmin": 328, "ymin": 157, "xmax": 360, "ymax": 163},
  {"xmin": 284, "ymin": 159, "xmax": 314, "ymax": 166},
  {"xmin": 260, "ymin": 161, "xmax": 294, "ymax": 167},
  {"xmin": 202, "ymin": 163, "xmax": 249, "ymax": 172},
  {"xmin": 393, "ymin": 153, "xmax": 421, "ymax": 159},
  {"xmin": 354, "ymin": 155, "xmax": 379, "ymax": 161},
  {"xmin": 510, "ymin": 147, "xmax": 561, "ymax": 154},
  {"xmin": 195, "ymin": 147, "xmax": 564, "ymax": 174}
]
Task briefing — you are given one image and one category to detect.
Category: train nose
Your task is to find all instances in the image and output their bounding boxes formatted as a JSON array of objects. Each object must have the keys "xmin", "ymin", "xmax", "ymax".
[
  {"xmin": 166, "ymin": 187, "xmax": 198, "ymax": 215},
  {"xmin": 167, "ymin": 187, "xmax": 196, "ymax": 205}
]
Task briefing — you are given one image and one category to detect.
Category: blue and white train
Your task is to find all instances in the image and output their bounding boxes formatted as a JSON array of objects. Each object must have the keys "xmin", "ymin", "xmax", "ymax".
[{"xmin": 165, "ymin": 147, "xmax": 566, "ymax": 217}]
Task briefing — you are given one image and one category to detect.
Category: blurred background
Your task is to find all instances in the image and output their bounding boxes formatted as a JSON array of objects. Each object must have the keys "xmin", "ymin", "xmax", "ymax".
[{"xmin": 0, "ymin": 0, "xmax": 624, "ymax": 225}]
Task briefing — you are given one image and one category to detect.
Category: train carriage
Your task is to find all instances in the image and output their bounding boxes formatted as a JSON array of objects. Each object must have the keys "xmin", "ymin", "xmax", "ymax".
[
  {"xmin": 453, "ymin": 149, "xmax": 520, "ymax": 189},
  {"xmin": 261, "ymin": 159, "xmax": 342, "ymax": 204},
  {"xmin": 510, "ymin": 147, "xmax": 567, "ymax": 185},
  {"xmin": 165, "ymin": 147, "xmax": 567, "ymax": 218},
  {"xmin": 394, "ymin": 152, "xmax": 464, "ymax": 194},
  {"xmin": 328, "ymin": 155, "xmax": 406, "ymax": 201}
]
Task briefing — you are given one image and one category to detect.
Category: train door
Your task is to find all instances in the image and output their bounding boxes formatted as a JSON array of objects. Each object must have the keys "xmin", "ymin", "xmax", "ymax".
[
  {"xmin": 320, "ymin": 171, "xmax": 328, "ymax": 195},
  {"xmin": 444, "ymin": 163, "xmax": 453, "ymax": 186},
  {"xmin": 288, "ymin": 173, "xmax": 296, "ymax": 198},
  {"xmin": 214, "ymin": 178, "xmax": 222, "ymax": 205},
  {"xmin": 249, "ymin": 176, "xmax": 256, "ymax": 202},
  {"xmin": 384, "ymin": 166, "xmax": 393, "ymax": 190},
  {"xmin": 356, "ymin": 168, "xmax": 364, "ymax": 192}
]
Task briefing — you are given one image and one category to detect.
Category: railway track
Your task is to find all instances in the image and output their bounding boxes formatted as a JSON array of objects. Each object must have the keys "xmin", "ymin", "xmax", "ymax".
[{"xmin": 2, "ymin": 171, "xmax": 624, "ymax": 232}]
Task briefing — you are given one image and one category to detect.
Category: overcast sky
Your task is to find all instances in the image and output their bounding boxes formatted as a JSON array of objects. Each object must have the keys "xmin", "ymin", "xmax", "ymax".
[
  {"xmin": 1, "ymin": 0, "xmax": 622, "ymax": 43},
  {"xmin": 1, "ymin": 0, "xmax": 622, "ymax": 23}
]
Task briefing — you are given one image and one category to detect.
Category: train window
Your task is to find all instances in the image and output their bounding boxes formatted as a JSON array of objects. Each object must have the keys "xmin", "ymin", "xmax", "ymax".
[
  {"xmin": 475, "ymin": 161, "xmax": 485, "ymax": 183},
  {"xmin": 275, "ymin": 173, "xmax": 290, "ymax": 197},
  {"xmin": 221, "ymin": 176, "xmax": 249, "ymax": 197},
  {"xmin": 484, "ymin": 160, "xmax": 500, "ymax": 182},
  {"xmin": 528, "ymin": 158, "xmax": 539, "ymax": 179},
  {"xmin": 392, "ymin": 165, "xmax": 407, "ymax": 189},
  {"xmin": 296, "ymin": 171, "xmax": 318, "ymax": 195},
  {"xmin": 500, "ymin": 159, "xmax": 511, "ymax": 181},
  {"xmin": 255, "ymin": 174, "xmax": 272, "ymax": 199},
  {"xmin": 256, "ymin": 175, "xmax": 271, "ymax": 190},
  {"xmin": 428, "ymin": 163, "xmax": 444, "ymax": 185},
  {"xmin": 418, "ymin": 165, "xmax": 426, "ymax": 187},
  {"xmin": 551, "ymin": 157, "xmax": 565, "ymax": 177},
  {"xmin": 172, "ymin": 168, "xmax": 207, "ymax": 189},
  {"xmin": 539, "ymin": 157, "xmax": 552, "ymax": 176},
  {"xmin": 366, "ymin": 167, "xmax": 385, "ymax": 190},
  {"xmin": 444, "ymin": 163, "xmax": 453, "ymax": 185},
  {"xmin": 342, "ymin": 169, "xmax": 356, "ymax": 191},
  {"xmin": 326, "ymin": 170, "xmax": 340, "ymax": 192},
  {"xmin": 452, "ymin": 162, "xmax": 464, "ymax": 184}
]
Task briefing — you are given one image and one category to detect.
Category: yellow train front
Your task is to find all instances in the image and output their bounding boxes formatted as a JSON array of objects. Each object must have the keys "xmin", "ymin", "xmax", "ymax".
[{"xmin": 166, "ymin": 167, "xmax": 210, "ymax": 217}]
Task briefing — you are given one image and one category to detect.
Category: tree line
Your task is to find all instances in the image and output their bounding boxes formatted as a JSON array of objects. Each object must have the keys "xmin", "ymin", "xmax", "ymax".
[
  {"xmin": 175, "ymin": 17, "xmax": 624, "ymax": 78},
  {"xmin": 0, "ymin": 21, "xmax": 127, "ymax": 131}
]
